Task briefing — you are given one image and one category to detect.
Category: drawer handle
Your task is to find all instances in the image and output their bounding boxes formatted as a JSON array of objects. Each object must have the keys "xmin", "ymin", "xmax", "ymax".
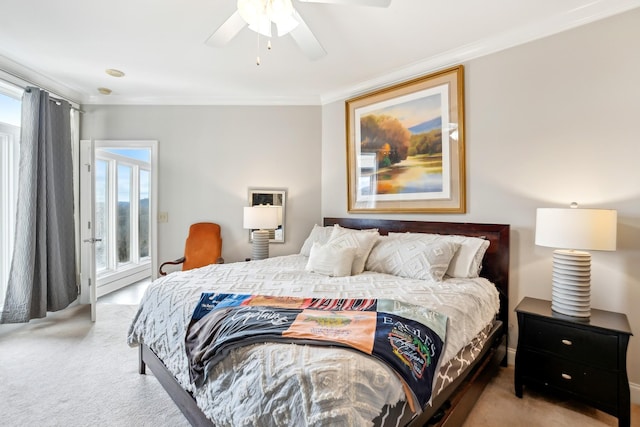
[
  {"xmin": 561, "ymin": 339, "xmax": 573, "ymax": 346},
  {"xmin": 561, "ymin": 373, "xmax": 572, "ymax": 380}
]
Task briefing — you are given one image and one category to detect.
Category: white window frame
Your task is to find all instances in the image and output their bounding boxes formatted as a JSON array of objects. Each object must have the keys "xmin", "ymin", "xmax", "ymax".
[
  {"xmin": 0, "ymin": 122, "xmax": 20, "ymax": 307},
  {"xmin": 95, "ymin": 150, "xmax": 151, "ymax": 294}
]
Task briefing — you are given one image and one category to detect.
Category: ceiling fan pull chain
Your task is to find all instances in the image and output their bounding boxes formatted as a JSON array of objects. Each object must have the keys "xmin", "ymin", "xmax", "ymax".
[{"xmin": 256, "ymin": 30, "xmax": 261, "ymax": 66}]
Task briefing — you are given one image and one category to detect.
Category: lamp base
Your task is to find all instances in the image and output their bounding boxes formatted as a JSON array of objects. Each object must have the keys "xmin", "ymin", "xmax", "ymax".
[
  {"xmin": 251, "ymin": 230, "xmax": 270, "ymax": 260},
  {"xmin": 551, "ymin": 249, "xmax": 591, "ymax": 318}
]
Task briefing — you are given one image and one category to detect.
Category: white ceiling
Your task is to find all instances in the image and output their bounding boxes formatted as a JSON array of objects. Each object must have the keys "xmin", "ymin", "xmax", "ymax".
[{"xmin": 1, "ymin": 0, "xmax": 639, "ymax": 106}]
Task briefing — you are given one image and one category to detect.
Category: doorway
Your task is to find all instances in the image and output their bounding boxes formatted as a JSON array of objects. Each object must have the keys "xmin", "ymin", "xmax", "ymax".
[{"xmin": 79, "ymin": 140, "xmax": 158, "ymax": 310}]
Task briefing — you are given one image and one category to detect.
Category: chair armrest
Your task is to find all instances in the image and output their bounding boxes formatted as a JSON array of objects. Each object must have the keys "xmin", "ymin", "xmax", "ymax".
[{"xmin": 159, "ymin": 256, "xmax": 186, "ymax": 276}]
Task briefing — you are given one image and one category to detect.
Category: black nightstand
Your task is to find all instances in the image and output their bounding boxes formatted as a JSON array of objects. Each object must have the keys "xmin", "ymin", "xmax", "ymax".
[{"xmin": 515, "ymin": 297, "xmax": 632, "ymax": 427}]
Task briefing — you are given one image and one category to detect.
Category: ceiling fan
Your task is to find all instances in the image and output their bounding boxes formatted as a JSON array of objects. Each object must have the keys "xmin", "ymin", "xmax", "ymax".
[{"xmin": 205, "ymin": 0, "xmax": 392, "ymax": 61}]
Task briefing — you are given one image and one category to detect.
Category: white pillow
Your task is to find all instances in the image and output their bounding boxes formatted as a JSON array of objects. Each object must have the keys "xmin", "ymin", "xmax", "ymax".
[
  {"xmin": 325, "ymin": 225, "xmax": 379, "ymax": 275},
  {"xmin": 305, "ymin": 242, "xmax": 357, "ymax": 277},
  {"xmin": 366, "ymin": 235, "xmax": 461, "ymax": 281},
  {"xmin": 299, "ymin": 224, "xmax": 334, "ymax": 256},
  {"xmin": 440, "ymin": 234, "xmax": 489, "ymax": 278},
  {"xmin": 388, "ymin": 232, "xmax": 489, "ymax": 278}
]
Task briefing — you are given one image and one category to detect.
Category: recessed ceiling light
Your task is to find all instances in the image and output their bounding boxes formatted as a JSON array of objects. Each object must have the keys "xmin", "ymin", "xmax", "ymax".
[
  {"xmin": 105, "ymin": 68, "xmax": 125, "ymax": 78},
  {"xmin": 98, "ymin": 87, "xmax": 112, "ymax": 95}
]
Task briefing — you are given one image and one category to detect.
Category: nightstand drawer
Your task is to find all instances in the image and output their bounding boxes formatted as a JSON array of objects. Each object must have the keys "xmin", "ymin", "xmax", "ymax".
[
  {"xmin": 525, "ymin": 317, "xmax": 618, "ymax": 369},
  {"xmin": 515, "ymin": 298, "xmax": 633, "ymax": 426},
  {"xmin": 521, "ymin": 351, "xmax": 617, "ymax": 406}
]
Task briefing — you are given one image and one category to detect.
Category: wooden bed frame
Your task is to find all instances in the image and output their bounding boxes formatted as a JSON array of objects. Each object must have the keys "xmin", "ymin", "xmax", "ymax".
[{"xmin": 138, "ymin": 218, "xmax": 510, "ymax": 427}]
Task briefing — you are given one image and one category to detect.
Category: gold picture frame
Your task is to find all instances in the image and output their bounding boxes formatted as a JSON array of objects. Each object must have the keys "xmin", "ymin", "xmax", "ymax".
[{"xmin": 346, "ymin": 65, "xmax": 465, "ymax": 213}]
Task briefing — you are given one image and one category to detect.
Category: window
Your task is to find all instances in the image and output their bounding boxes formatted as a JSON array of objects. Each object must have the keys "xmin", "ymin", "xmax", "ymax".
[
  {"xmin": 139, "ymin": 169, "xmax": 150, "ymax": 258},
  {"xmin": 0, "ymin": 91, "xmax": 21, "ymax": 308},
  {"xmin": 95, "ymin": 148, "xmax": 151, "ymax": 285},
  {"xmin": 117, "ymin": 163, "xmax": 132, "ymax": 264},
  {"xmin": 95, "ymin": 159, "xmax": 109, "ymax": 271}
]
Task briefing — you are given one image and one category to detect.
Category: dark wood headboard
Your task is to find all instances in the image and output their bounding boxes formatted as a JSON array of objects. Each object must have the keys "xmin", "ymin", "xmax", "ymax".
[{"xmin": 323, "ymin": 217, "xmax": 510, "ymax": 334}]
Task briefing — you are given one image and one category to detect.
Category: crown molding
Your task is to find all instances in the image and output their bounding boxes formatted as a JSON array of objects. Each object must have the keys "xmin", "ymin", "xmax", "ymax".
[
  {"xmin": 320, "ymin": 0, "xmax": 640, "ymax": 105},
  {"xmin": 0, "ymin": 54, "xmax": 83, "ymax": 106},
  {"xmin": 81, "ymin": 94, "xmax": 322, "ymax": 106}
]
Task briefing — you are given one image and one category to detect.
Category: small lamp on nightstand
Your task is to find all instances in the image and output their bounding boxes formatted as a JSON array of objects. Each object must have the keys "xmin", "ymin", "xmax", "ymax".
[
  {"xmin": 535, "ymin": 203, "xmax": 617, "ymax": 318},
  {"xmin": 243, "ymin": 205, "xmax": 282, "ymax": 260}
]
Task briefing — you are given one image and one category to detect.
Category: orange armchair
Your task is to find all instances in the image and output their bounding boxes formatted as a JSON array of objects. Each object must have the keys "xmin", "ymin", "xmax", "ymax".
[{"xmin": 159, "ymin": 222, "xmax": 224, "ymax": 276}]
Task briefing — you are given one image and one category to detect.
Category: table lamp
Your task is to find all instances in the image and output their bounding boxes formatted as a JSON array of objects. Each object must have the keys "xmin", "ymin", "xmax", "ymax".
[
  {"xmin": 535, "ymin": 204, "xmax": 617, "ymax": 318},
  {"xmin": 243, "ymin": 205, "xmax": 282, "ymax": 260}
]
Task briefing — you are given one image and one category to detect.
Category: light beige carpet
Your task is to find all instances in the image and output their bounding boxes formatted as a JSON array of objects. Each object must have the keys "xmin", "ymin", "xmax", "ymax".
[
  {"xmin": 0, "ymin": 304, "xmax": 189, "ymax": 427},
  {"xmin": 0, "ymin": 303, "xmax": 637, "ymax": 426},
  {"xmin": 464, "ymin": 365, "xmax": 640, "ymax": 427}
]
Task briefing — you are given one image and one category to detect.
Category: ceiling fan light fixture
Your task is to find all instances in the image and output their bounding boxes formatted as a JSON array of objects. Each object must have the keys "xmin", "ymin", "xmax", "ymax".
[
  {"xmin": 238, "ymin": 0, "xmax": 298, "ymax": 37},
  {"xmin": 248, "ymin": 15, "xmax": 273, "ymax": 37},
  {"xmin": 275, "ymin": 14, "xmax": 299, "ymax": 36}
]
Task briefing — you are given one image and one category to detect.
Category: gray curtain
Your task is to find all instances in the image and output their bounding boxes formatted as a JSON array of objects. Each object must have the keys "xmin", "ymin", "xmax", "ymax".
[{"xmin": 1, "ymin": 87, "xmax": 77, "ymax": 324}]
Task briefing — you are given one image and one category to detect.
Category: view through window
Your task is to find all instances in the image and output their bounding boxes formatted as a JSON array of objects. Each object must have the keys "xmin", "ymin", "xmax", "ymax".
[
  {"xmin": 95, "ymin": 148, "xmax": 151, "ymax": 282},
  {"xmin": 0, "ymin": 91, "xmax": 21, "ymax": 308}
]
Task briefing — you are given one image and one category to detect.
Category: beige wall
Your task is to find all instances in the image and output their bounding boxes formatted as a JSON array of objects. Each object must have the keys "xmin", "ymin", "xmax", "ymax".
[
  {"xmin": 81, "ymin": 105, "xmax": 322, "ymax": 265},
  {"xmin": 322, "ymin": 8, "xmax": 640, "ymax": 398}
]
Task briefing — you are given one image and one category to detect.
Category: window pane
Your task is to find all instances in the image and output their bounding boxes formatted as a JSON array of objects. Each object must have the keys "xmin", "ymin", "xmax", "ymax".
[
  {"xmin": 95, "ymin": 159, "xmax": 109, "ymax": 271},
  {"xmin": 0, "ymin": 92, "xmax": 21, "ymax": 308},
  {"xmin": 103, "ymin": 148, "xmax": 150, "ymax": 163},
  {"xmin": 117, "ymin": 164, "xmax": 132, "ymax": 264},
  {"xmin": 139, "ymin": 169, "xmax": 150, "ymax": 258},
  {"xmin": 0, "ymin": 94, "xmax": 21, "ymax": 126}
]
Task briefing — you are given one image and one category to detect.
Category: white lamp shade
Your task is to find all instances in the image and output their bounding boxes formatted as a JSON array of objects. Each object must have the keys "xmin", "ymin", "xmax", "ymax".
[
  {"xmin": 243, "ymin": 205, "xmax": 282, "ymax": 230},
  {"xmin": 275, "ymin": 205, "xmax": 283, "ymax": 224},
  {"xmin": 535, "ymin": 208, "xmax": 617, "ymax": 251}
]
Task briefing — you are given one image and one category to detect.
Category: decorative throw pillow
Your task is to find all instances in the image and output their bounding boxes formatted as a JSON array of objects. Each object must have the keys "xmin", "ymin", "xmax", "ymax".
[
  {"xmin": 366, "ymin": 234, "xmax": 460, "ymax": 281},
  {"xmin": 439, "ymin": 234, "xmax": 489, "ymax": 278},
  {"xmin": 325, "ymin": 225, "xmax": 379, "ymax": 275},
  {"xmin": 305, "ymin": 242, "xmax": 357, "ymax": 277},
  {"xmin": 388, "ymin": 232, "xmax": 489, "ymax": 278},
  {"xmin": 299, "ymin": 224, "xmax": 334, "ymax": 256}
]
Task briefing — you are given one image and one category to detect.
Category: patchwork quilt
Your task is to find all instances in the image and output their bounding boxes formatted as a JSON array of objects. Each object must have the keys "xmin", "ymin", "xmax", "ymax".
[{"xmin": 185, "ymin": 294, "xmax": 448, "ymax": 409}]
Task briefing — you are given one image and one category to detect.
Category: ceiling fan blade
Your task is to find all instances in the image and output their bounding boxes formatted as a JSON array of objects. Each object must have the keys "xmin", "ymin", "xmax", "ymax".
[
  {"xmin": 204, "ymin": 11, "xmax": 247, "ymax": 47},
  {"xmin": 289, "ymin": 10, "xmax": 327, "ymax": 60},
  {"xmin": 297, "ymin": 0, "xmax": 391, "ymax": 7}
]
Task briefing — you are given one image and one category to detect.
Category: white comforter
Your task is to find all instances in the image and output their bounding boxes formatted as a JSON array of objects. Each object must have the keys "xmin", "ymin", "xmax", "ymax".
[{"xmin": 127, "ymin": 255, "xmax": 499, "ymax": 427}]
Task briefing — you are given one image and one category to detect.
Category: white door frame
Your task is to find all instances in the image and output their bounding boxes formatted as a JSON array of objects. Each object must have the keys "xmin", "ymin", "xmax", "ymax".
[
  {"xmin": 79, "ymin": 139, "xmax": 158, "ymax": 319},
  {"xmin": 79, "ymin": 140, "xmax": 97, "ymax": 320}
]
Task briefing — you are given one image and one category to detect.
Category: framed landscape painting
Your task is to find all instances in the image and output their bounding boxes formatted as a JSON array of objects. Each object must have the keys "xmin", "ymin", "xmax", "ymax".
[{"xmin": 346, "ymin": 65, "xmax": 466, "ymax": 213}]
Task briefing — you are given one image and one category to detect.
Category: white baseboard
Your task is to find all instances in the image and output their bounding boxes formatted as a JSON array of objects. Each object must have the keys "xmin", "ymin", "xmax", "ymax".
[
  {"xmin": 631, "ymin": 382, "xmax": 640, "ymax": 405},
  {"xmin": 506, "ymin": 347, "xmax": 640, "ymax": 404}
]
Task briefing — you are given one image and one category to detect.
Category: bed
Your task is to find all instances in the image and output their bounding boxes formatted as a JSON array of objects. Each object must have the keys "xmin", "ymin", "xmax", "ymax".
[{"xmin": 128, "ymin": 217, "xmax": 510, "ymax": 426}]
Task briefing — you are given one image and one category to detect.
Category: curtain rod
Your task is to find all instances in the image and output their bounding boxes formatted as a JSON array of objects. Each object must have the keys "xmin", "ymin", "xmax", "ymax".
[
  {"xmin": 23, "ymin": 87, "xmax": 85, "ymax": 113},
  {"xmin": 1, "ymin": 67, "xmax": 84, "ymax": 113}
]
